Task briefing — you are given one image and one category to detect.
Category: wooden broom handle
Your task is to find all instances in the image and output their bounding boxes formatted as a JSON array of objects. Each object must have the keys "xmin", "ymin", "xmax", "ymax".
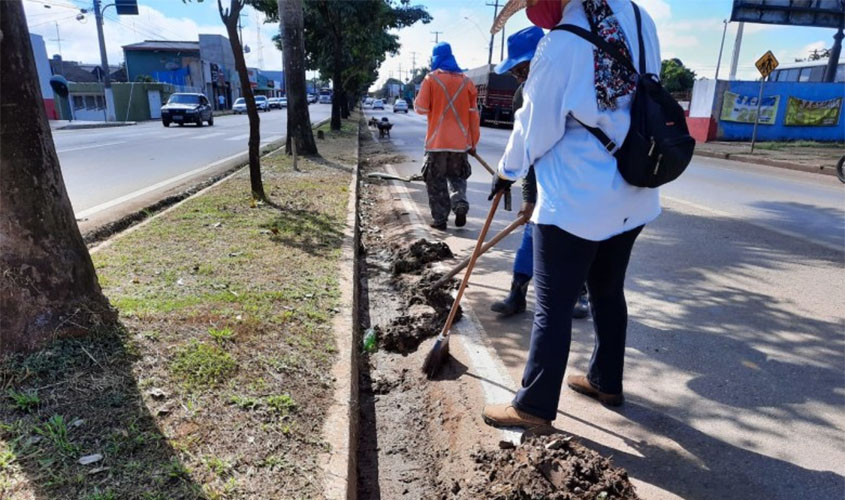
[
  {"xmin": 431, "ymin": 213, "xmax": 529, "ymax": 291},
  {"xmin": 470, "ymin": 150, "xmax": 496, "ymax": 176},
  {"xmin": 439, "ymin": 191, "xmax": 504, "ymax": 338}
]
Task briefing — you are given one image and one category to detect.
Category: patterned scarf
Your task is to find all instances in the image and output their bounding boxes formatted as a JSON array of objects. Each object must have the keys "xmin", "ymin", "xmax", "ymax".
[{"xmin": 583, "ymin": 0, "xmax": 636, "ymax": 111}]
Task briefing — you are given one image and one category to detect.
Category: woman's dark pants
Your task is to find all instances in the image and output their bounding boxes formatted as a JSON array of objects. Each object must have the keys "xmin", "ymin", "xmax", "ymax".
[{"xmin": 513, "ymin": 223, "xmax": 643, "ymax": 421}]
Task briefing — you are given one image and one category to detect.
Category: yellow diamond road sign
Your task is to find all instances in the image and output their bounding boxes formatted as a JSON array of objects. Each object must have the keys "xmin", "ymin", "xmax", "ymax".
[{"xmin": 755, "ymin": 51, "xmax": 779, "ymax": 79}]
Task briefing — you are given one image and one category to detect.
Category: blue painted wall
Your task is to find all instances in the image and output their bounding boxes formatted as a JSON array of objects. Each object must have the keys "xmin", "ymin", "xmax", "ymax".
[
  {"xmin": 717, "ymin": 81, "xmax": 845, "ymax": 142},
  {"xmin": 125, "ymin": 50, "xmax": 200, "ymax": 82}
]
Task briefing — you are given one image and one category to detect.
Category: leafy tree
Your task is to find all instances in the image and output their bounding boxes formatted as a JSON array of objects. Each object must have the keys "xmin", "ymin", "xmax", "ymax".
[
  {"xmin": 250, "ymin": 0, "xmax": 317, "ymax": 155},
  {"xmin": 190, "ymin": 0, "xmax": 266, "ymax": 200},
  {"xmin": 1, "ymin": 0, "xmax": 116, "ymax": 352},
  {"xmin": 217, "ymin": 0, "xmax": 266, "ymax": 200},
  {"xmin": 660, "ymin": 58, "xmax": 696, "ymax": 94}
]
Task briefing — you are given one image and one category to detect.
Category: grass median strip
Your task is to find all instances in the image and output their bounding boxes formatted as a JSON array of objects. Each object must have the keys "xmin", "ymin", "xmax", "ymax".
[{"xmin": 1, "ymin": 117, "xmax": 358, "ymax": 499}]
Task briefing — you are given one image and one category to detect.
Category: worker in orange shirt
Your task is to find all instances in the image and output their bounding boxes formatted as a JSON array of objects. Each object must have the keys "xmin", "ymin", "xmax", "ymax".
[{"xmin": 415, "ymin": 42, "xmax": 481, "ymax": 230}]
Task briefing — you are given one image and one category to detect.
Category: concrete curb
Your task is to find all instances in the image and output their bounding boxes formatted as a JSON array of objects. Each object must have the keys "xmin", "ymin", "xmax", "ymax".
[
  {"xmin": 319, "ymin": 115, "xmax": 362, "ymax": 500},
  {"xmin": 694, "ymin": 150, "xmax": 838, "ymax": 177},
  {"xmin": 54, "ymin": 121, "xmax": 137, "ymax": 130}
]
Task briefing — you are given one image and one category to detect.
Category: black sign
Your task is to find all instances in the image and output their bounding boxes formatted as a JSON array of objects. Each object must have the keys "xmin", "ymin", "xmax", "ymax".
[
  {"xmin": 731, "ymin": 0, "xmax": 845, "ymax": 29},
  {"xmin": 115, "ymin": 0, "xmax": 139, "ymax": 16},
  {"xmin": 49, "ymin": 75, "xmax": 69, "ymax": 98}
]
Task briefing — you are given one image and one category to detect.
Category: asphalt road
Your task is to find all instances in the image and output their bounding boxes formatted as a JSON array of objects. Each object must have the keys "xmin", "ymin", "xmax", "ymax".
[
  {"xmin": 52, "ymin": 104, "xmax": 332, "ymax": 224},
  {"xmin": 366, "ymin": 105, "xmax": 845, "ymax": 499}
]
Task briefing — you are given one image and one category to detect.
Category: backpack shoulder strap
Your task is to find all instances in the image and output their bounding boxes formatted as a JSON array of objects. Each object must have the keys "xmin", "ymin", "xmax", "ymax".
[
  {"xmin": 633, "ymin": 3, "xmax": 646, "ymax": 74},
  {"xmin": 569, "ymin": 113, "xmax": 619, "ymax": 155},
  {"xmin": 551, "ymin": 24, "xmax": 638, "ymax": 75}
]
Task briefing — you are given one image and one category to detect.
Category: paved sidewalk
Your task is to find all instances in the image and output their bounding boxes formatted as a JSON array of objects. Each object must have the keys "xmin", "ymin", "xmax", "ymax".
[
  {"xmin": 50, "ymin": 119, "xmax": 136, "ymax": 130},
  {"xmin": 696, "ymin": 141, "xmax": 843, "ymax": 176}
]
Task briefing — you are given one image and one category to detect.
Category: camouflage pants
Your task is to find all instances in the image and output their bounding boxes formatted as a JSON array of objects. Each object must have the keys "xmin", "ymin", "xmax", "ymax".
[{"xmin": 422, "ymin": 152, "xmax": 471, "ymax": 225}]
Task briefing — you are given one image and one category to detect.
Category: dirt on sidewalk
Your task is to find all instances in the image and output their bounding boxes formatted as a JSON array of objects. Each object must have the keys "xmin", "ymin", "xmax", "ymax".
[
  {"xmin": 356, "ymin": 123, "xmax": 640, "ymax": 499},
  {"xmin": 695, "ymin": 140, "xmax": 843, "ymax": 174}
]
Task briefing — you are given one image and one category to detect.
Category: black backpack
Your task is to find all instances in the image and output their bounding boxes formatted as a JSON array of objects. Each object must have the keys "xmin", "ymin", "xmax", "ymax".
[{"xmin": 552, "ymin": 3, "xmax": 695, "ymax": 188}]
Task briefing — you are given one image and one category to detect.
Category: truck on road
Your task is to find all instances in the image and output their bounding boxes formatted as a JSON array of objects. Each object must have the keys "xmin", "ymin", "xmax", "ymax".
[{"xmin": 465, "ymin": 64, "xmax": 520, "ymax": 127}]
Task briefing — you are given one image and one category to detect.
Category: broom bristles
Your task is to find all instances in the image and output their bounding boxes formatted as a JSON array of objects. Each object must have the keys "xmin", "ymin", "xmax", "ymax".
[{"xmin": 422, "ymin": 335, "xmax": 450, "ymax": 379}]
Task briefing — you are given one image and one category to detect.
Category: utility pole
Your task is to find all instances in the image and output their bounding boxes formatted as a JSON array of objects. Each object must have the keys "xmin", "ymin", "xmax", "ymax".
[
  {"xmin": 431, "ymin": 31, "xmax": 443, "ymax": 44},
  {"xmin": 255, "ymin": 11, "xmax": 264, "ymax": 70},
  {"xmin": 486, "ymin": 0, "xmax": 500, "ymax": 66},
  {"xmin": 50, "ymin": 22, "xmax": 64, "ymax": 75},
  {"xmin": 501, "ymin": 24, "xmax": 506, "ymax": 62},
  {"xmin": 93, "ymin": 0, "xmax": 116, "ymax": 121},
  {"xmin": 824, "ymin": 20, "xmax": 843, "ymax": 82},
  {"xmin": 714, "ymin": 19, "xmax": 728, "ymax": 80},
  {"xmin": 728, "ymin": 21, "xmax": 744, "ymax": 81},
  {"xmin": 411, "ymin": 51, "xmax": 417, "ymax": 81}
]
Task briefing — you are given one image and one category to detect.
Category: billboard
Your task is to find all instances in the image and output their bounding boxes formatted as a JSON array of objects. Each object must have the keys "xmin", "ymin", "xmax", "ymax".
[
  {"xmin": 784, "ymin": 96, "xmax": 842, "ymax": 126},
  {"xmin": 731, "ymin": 1, "xmax": 845, "ymax": 29},
  {"xmin": 720, "ymin": 91, "xmax": 781, "ymax": 124}
]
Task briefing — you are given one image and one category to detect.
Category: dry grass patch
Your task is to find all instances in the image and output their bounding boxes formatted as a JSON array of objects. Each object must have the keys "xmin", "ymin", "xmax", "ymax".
[{"xmin": 1, "ymin": 116, "xmax": 359, "ymax": 499}]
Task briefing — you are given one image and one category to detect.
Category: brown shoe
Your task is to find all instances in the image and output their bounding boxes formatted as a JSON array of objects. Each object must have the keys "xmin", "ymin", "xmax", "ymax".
[
  {"xmin": 482, "ymin": 404, "xmax": 551, "ymax": 430},
  {"xmin": 566, "ymin": 375, "xmax": 624, "ymax": 406}
]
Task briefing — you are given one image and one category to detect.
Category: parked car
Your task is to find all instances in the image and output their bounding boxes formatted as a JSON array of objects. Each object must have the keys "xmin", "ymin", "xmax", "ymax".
[
  {"xmin": 307, "ymin": 93, "xmax": 317, "ymax": 104},
  {"xmin": 232, "ymin": 97, "xmax": 247, "ymax": 114},
  {"xmin": 279, "ymin": 96, "xmax": 288, "ymax": 108},
  {"xmin": 319, "ymin": 93, "xmax": 332, "ymax": 104},
  {"xmin": 161, "ymin": 93, "xmax": 213, "ymax": 127},
  {"xmin": 268, "ymin": 97, "xmax": 283, "ymax": 109},
  {"xmin": 232, "ymin": 95, "xmax": 270, "ymax": 114},
  {"xmin": 372, "ymin": 99, "xmax": 384, "ymax": 110},
  {"xmin": 255, "ymin": 95, "xmax": 270, "ymax": 112},
  {"xmin": 393, "ymin": 99, "xmax": 409, "ymax": 113}
]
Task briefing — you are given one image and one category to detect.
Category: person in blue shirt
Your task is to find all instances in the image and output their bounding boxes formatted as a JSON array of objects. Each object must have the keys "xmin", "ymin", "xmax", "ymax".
[{"xmin": 489, "ymin": 25, "xmax": 590, "ymax": 321}]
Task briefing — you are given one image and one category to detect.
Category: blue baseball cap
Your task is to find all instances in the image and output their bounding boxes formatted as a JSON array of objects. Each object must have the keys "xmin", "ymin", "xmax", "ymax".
[{"xmin": 494, "ymin": 26, "xmax": 545, "ymax": 75}]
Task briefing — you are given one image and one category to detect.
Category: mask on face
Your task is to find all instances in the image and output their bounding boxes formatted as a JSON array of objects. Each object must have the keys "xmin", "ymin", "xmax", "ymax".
[{"xmin": 526, "ymin": 0, "xmax": 564, "ymax": 29}]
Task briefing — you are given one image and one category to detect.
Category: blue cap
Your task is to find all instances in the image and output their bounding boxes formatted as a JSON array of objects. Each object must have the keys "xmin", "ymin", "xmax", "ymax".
[
  {"xmin": 494, "ymin": 27, "xmax": 544, "ymax": 75},
  {"xmin": 431, "ymin": 42, "xmax": 462, "ymax": 73}
]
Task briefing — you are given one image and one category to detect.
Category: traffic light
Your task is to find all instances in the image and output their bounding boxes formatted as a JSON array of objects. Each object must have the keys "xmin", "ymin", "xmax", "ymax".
[{"xmin": 115, "ymin": 0, "xmax": 138, "ymax": 15}]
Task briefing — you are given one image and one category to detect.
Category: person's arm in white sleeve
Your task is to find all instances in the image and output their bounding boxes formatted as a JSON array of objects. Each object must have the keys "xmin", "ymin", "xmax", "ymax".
[{"xmin": 498, "ymin": 37, "xmax": 570, "ymax": 181}]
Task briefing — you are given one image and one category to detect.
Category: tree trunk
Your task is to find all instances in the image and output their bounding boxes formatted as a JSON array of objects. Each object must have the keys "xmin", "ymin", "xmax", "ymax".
[
  {"xmin": 280, "ymin": 0, "xmax": 317, "ymax": 155},
  {"xmin": 340, "ymin": 89, "xmax": 349, "ymax": 119},
  {"xmin": 330, "ymin": 38, "xmax": 343, "ymax": 131},
  {"xmin": 220, "ymin": 0, "xmax": 265, "ymax": 201},
  {"xmin": 1, "ymin": 0, "xmax": 115, "ymax": 353}
]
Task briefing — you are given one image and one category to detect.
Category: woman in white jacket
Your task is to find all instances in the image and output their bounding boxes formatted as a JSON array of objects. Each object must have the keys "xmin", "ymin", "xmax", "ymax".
[{"xmin": 483, "ymin": 0, "xmax": 662, "ymax": 429}]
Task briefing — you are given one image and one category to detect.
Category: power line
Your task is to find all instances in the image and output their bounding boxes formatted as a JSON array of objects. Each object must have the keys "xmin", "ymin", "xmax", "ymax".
[{"xmin": 25, "ymin": 0, "xmax": 81, "ymax": 11}]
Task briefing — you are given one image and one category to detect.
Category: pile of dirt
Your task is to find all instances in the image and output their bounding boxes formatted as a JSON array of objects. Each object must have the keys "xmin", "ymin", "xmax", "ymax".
[
  {"xmin": 380, "ymin": 269, "xmax": 460, "ymax": 354},
  {"xmin": 391, "ymin": 238, "xmax": 453, "ymax": 274},
  {"xmin": 452, "ymin": 434, "xmax": 640, "ymax": 500}
]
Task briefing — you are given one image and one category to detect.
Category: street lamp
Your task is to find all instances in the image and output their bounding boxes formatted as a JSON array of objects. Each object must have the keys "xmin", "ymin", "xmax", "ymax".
[{"xmin": 714, "ymin": 19, "xmax": 728, "ymax": 80}]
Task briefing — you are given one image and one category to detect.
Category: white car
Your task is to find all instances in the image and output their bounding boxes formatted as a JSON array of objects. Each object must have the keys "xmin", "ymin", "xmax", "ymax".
[
  {"xmin": 232, "ymin": 97, "xmax": 247, "ymax": 114},
  {"xmin": 232, "ymin": 96, "xmax": 270, "ymax": 114},
  {"xmin": 319, "ymin": 93, "xmax": 332, "ymax": 104},
  {"xmin": 279, "ymin": 96, "xmax": 287, "ymax": 108},
  {"xmin": 372, "ymin": 99, "xmax": 384, "ymax": 110},
  {"xmin": 393, "ymin": 99, "xmax": 409, "ymax": 113}
]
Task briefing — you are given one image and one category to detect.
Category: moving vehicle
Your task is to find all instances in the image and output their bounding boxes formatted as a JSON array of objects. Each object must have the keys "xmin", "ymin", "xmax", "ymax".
[
  {"xmin": 767, "ymin": 56, "xmax": 844, "ymax": 83},
  {"xmin": 372, "ymin": 99, "xmax": 384, "ymax": 110},
  {"xmin": 393, "ymin": 99, "xmax": 409, "ymax": 113},
  {"xmin": 319, "ymin": 88, "xmax": 333, "ymax": 104},
  {"xmin": 232, "ymin": 95, "xmax": 270, "ymax": 114},
  {"xmin": 465, "ymin": 64, "xmax": 520, "ymax": 127},
  {"xmin": 161, "ymin": 93, "xmax": 213, "ymax": 127}
]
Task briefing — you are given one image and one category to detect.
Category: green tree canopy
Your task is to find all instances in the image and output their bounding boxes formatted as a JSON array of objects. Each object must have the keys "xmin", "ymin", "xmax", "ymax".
[{"xmin": 660, "ymin": 58, "xmax": 696, "ymax": 93}]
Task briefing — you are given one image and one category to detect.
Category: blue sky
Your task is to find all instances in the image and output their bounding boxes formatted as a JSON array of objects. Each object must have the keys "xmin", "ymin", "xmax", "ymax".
[{"xmin": 24, "ymin": 0, "xmax": 837, "ymax": 87}]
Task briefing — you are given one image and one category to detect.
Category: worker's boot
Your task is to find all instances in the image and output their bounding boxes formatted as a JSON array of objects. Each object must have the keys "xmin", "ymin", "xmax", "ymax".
[
  {"xmin": 491, "ymin": 273, "xmax": 531, "ymax": 316},
  {"xmin": 572, "ymin": 286, "xmax": 590, "ymax": 319}
]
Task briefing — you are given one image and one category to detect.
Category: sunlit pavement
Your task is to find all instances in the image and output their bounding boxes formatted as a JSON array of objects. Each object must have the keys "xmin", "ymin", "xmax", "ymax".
[{"xmin": 365, "ymin": 105, "xmax": 845, "ymax": 500}]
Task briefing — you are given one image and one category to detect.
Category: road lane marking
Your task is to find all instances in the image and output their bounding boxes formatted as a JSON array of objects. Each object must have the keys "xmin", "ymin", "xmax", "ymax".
[
  {"xmin": 74, "ymin": 150, "xmax": 246, "ymax": 219},
  {"xmin": 226, "ymin": 133, "xmax": 250, "ymax": 141},
  {"xmin": 57, "ymin": 141, "xmax": 126, "ymax": 153},
  {"xmin": 191, "ymin": 132, "xmax": 226, "ymax": 140}
]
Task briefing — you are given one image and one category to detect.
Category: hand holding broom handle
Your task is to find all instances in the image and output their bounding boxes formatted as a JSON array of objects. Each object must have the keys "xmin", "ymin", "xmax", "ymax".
[
  {"xmin": 470, "ymin": 150, "xmax": 512, "ymax": 211},
  {"xmin": 430, "ymin": 212, "xmax": 530, "ymax": 291}
]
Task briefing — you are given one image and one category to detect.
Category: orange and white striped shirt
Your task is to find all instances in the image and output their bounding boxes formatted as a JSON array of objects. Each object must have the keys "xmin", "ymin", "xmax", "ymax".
[{"xmin": 415, "ymin": 70, "xmax": 480, "ymax": 153}]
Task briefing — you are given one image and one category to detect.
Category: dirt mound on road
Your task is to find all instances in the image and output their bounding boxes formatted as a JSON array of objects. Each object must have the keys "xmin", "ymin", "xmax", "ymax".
[
  {"xmin": 391, "ymin": 238, "xmax": 453, "ymax": 274},
  {"xmin": 453, "ymin": 434, "xmax": 640, "ymax": 500},
  {"xmin": 380, "ymin": 269, "xmax": 460, "ymax": 355}
]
